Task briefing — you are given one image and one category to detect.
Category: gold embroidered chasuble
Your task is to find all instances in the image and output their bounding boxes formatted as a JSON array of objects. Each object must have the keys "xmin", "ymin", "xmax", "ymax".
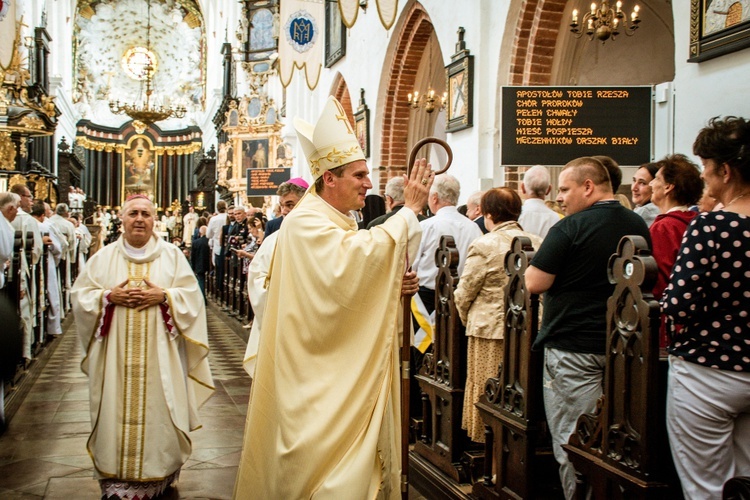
[
  {"xmin": 234, "ymin": 192, "xmax": 421, "ymax": 499},
  {"xmin": 71, "ymin": 234, "xmax": 214, "ymax": 482}
]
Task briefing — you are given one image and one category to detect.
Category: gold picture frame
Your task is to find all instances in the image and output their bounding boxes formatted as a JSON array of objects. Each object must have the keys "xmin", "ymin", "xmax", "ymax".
[{"xmin": 689, "ymin": 0, "xmax": 750, "ymax": 62}]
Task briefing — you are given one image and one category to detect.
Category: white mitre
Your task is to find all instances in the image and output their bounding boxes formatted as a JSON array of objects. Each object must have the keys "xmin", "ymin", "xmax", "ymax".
[{"xmin": 294, "ymin": 96, "xmax": 365, "ymax": 181}]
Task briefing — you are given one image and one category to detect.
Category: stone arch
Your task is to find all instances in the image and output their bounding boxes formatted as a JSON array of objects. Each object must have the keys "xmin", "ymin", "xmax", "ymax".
[
  {"xmin": 378, "ymin": 1, "xmax": 436, "ymax": 192},
  {"xmin": 331, "ymin": 73, "xmax": 355, "ymax": 128},
  {"xmin": 508, "ymin": 0, "xmax": 567, "ymax": 86}
]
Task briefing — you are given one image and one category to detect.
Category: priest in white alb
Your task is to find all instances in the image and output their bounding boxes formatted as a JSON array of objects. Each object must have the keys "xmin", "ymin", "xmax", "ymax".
[
  {"xmin": 182, "ymin": 205, "xmax": 198, "ymax": 247},
  {"xmin": 71, "ymin": 195, "xmax": 214, "ymax": 500},
  {"xmin": 233, "ymin": 97, "xmax": 434, "ymax": 499}
]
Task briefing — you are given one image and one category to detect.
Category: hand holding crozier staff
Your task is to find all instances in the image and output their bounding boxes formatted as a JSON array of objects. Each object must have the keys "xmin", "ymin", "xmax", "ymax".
[{"xmin": 400, "ymin": 136, "xmax": 453, "ymax": 499}]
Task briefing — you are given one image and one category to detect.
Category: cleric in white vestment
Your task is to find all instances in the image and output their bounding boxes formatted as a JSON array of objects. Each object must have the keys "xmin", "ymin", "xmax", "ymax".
[
  {"xmin": 71, "ymin": 195, "xmax": 213, "ymax": 500},
  {"xmin": 234, "ymin": 97, "xmax": 433, "ymax": 499}
]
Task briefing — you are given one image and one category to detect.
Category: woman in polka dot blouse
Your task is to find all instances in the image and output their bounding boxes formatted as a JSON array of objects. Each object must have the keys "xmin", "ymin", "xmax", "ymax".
[{"xmin": 662, "ymin": 116, "xmax": 750, "ymax": 499}]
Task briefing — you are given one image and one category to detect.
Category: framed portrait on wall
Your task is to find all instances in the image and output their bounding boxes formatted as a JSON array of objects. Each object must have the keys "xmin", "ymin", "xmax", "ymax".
[
  {"xmin": 445, "ymin": 53, "xmax": 473, "ymax": 133},
  {"xmin": 689, "ymin": 0, "xmax": 750, "ymax": 62},
  {"xmin": 242, "ymin": 139, "xmax": 270, "ymax": 170},
  {"xmin": 354, "ymin": 102, "xmax": 370, "ymax": 158},
  {"xmin": 325, "ymin": 0, "xmax": 346, "ymax": 68}
]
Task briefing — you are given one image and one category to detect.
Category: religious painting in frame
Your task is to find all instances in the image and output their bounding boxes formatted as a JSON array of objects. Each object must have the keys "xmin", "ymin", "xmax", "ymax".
[
  {"xmin": 445, "ymin": 53, "xmax": 473, "ymax": 133},
  {"xmin": 354, "ymin": 103, "xmax": 370, "ymax": 158},
  {"xmin": 689, "ymin": 0, "xmax": 750, "ymax": 62},
  {"xmin": 242, "ymin": 138, "xmax": 270, "ymax": 170},
  {"xmin": 325, "ymin": 0, "xmax": 346, "ymax": 68},
  {"xmin": 122, "ymin": 136, "xmax": 157, "ymax": 202}
]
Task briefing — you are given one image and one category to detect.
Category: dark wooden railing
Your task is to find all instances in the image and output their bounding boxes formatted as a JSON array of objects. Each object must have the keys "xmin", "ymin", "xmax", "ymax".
[
  {"xmin": 563, "ymin": 235, "xmax": 682, "ymax": 499},
  {"xmin": 472, "ymin": 236, "xmax": 560, "ymax": 499},
  {"xmin": 410, "ymin": 235, "xmax": 478, "ymax": 499}
]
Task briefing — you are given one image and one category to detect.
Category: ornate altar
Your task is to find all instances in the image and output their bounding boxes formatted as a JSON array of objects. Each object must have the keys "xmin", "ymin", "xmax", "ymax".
[
  {"xmin": 1, "ymin": 15, "xmax": 60, "ymax": 188},
  {"xmin": 75, "ymin": 121, "xmax": 202, "ymax": 210},
  {"xmin": 216, "ymin": 75, "xmax": 292, "ymax": 206}
]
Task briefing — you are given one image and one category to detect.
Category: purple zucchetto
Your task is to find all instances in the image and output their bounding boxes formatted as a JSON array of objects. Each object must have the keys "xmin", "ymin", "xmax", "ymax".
[{"xmin": 287, "ymin": 177, "xmax": 310, "ymax": 190}]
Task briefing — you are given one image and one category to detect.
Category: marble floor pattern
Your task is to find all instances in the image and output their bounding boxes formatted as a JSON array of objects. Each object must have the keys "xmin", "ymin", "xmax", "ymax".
[
  {"xmin": 0, "ymin": 303, "xmax": 251, "ymax": 499},
  {"xmin": 0, "ymin": 301, "xmax": 428, "ymax": 499}
]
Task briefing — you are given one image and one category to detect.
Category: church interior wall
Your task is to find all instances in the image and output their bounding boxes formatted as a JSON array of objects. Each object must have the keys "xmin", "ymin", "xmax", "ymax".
[
  {"xmin": 671, "ymin": 3, "xmax": 750, "ymax": 160},
  {"xmin": 7, "ymin": 0, "xmax": 749, "ymax": 207}
]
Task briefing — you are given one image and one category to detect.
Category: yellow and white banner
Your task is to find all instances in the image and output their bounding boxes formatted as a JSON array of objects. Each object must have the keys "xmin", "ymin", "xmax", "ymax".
[
  {"xmin": 338, "ymin": 0, "xmax": 398, "ymax": 30},
  {"xmin": 338, "ymin": 0, "xmax": 358, "ymax": 28},
  {"xmin": 411, "ymin": 293, "xmax": 434, "ymax": 353},
  {"xmin": 279, "ymin": 0, "xmax": 324, "ymax": 90},
  {"xmin": 0, "ymin": 0, "xmax": 18, "ymax": 70},
  {"xmin": 375, "ymin": 0, "xmax": 398, "ymax": 30}
]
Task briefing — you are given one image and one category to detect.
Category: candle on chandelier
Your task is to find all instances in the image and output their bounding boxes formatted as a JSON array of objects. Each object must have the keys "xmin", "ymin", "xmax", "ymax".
[
  {"xmin": 632, "ymin": 5, "xmax": 639, "ymax": 21},
  {"xmin": 572, "ymin": 9, "xmax": 579, "ymax": 24},
  {"xmin": 590, "ymin": 3, "xmax": 597, "ymax": 15}
]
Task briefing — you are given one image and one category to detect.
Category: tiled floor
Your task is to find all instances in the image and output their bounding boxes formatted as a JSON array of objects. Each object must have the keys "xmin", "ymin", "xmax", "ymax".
[
  {"xmin": 0, "ymin": 302, "xmax": 428, "ymax": 499},
  {"xmin": 0, "ymin": 303, "xmax": 251, "ymax": 499}
]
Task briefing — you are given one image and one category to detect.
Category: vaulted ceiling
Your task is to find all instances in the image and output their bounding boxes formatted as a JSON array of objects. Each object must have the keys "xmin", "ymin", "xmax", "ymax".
[{"xmin": 73, "ymin": 0, "xmax": 205, "ymax": 129}]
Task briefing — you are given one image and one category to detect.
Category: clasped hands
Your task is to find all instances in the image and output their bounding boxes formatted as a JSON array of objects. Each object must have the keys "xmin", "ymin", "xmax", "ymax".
[{"xmin": 109, "ymin": 278, "xmax": 165, "ymax": 311}]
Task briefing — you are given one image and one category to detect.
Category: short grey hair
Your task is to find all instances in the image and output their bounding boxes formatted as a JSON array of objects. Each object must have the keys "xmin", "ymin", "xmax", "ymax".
[
  {"xmin": 121, "ymin": 196, "xmax": 156, "ymax": 217},
  {"xmin": 384, "ymin": 176, "xmax": 405, "ymax": 203},
  {"xmin": 430, "ymin": 174, "xmax": 461, "ymax": 206},
  {"xmin": 466, "ymin": 191, "xmax": 484, "ymax": 209},
  {"xmin": 0, "ymin": 192, "xmax": 20, "ymax": 210},
  {"xmin": 55, "ymin": 203, "xmax": 70, "ymax": 215},
  {"xmin": 523, "ymin": 165, "xmax": 551, "ymax": 197},
  {"xmin": 277, "ymin": 181, "xmax": 307, "ymax": 198}
]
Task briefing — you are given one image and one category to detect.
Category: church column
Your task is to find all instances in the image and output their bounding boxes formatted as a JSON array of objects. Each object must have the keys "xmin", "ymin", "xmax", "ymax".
[
  {"xmin": 182, "ymin": 153, "xmax": 190, "ymax": 203},
  {"xmin": 112, "ymin": 151, "xmax": 121, "ymax": 208},
  {"xmin": 84, "ymin": 149, "xmax": 92, "ymax": 199},
  {"xmin": 159, "ymin": 152, "xmax": 168, "ymax": 209},
  {"xmin": 96, "ymin": 150, "xmax": 105, "ymax": 204},
  {"xmin": 166, "ymin": 153, "xmax": 173, "ymax": 205},
  {"xmin": 103, "ymin": 150, "xmax": 114, "ymax": 207}
]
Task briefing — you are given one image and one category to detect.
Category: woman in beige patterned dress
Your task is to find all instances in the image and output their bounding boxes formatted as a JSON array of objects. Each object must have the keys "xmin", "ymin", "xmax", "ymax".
[{"xmin": 454, "ymin": 187, "xmax": 542, "ymax": 442}]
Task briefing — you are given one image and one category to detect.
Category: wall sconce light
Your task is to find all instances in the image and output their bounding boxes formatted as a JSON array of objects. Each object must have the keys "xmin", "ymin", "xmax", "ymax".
[{"xmin": 407, "ymin": 89, "xmax": 447, "ymax": 114}]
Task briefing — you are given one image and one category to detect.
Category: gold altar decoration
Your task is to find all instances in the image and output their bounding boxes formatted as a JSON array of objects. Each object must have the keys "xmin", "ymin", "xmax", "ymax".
[
  {"xmin": 217, "ymin": 89, "xmax": 292, "ymax": 205},
  {"xmin": 0, "ymin": 132, "xmax": 16, "ymax": 169}
]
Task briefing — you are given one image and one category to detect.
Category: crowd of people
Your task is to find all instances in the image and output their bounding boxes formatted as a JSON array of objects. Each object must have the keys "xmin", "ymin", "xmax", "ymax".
[{"xmin": 1, "ymin": 109, "xmax": 748, "ymax": 499}]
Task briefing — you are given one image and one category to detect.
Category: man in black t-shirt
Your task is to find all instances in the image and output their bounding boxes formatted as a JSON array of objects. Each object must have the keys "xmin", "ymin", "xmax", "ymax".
[{"xmin": 525, "ymin": 157, "xmax": 650, "ymax": 500}]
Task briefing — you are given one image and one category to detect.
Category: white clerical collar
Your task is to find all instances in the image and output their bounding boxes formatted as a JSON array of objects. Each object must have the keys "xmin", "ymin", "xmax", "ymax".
[{"xmin": 123, "ymin": 239, "xmax": 148, "ymax": 257}]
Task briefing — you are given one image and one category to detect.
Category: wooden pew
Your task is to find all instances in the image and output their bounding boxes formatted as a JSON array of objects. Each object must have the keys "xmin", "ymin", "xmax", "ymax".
[
  {"xmin": 562, "ymin": 235, "xmax": 681, "ymax": 499},
  {"xmin": 231, "ymin": 253, "xmax": 242, "ymax": 317},
  {"xmin": 9, "ymin": 231, "xmax": 25, "ymax": 369},
  {"xmin": 411, "ymin": 235, "xmax": 478, "ymax": 499},
  {"xmin": 221, "ymin": 250, "xmax": 231, "ymax": 308},
  {"xmin": 472, "ymin": 236, "xmax": 560, "ymax": 500},
  {"xmin": 33, "ymin": 232, "xmax": 49, "ymax": 350}
]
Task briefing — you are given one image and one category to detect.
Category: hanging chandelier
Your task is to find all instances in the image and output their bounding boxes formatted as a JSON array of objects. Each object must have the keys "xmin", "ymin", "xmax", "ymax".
[
  {"xmin": 109, "ymin": 0, "xmax": 187, "ymax": 128},
  {"xmin": 570, "ymin": 0, "xmax": 641, "ymax": 43}
]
